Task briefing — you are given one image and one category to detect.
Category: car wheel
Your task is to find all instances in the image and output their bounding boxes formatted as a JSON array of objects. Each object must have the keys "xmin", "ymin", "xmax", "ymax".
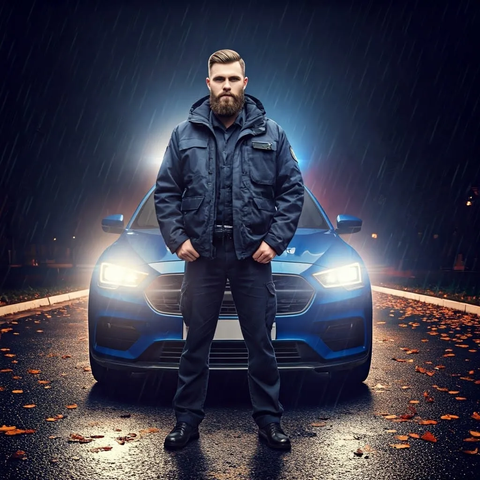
[
  {"xmin": 89, "ymin": 353, "xmax": 128, "ymax": 385},
  {"xmin": 333, "ymin": 349, "xmax": 372, "ymax": 385}
]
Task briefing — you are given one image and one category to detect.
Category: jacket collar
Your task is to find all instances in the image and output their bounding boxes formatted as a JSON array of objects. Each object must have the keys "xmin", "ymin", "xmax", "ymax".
[{"xmin": 188, "ymin": 94, "xmax": 266, "ymax": 133}]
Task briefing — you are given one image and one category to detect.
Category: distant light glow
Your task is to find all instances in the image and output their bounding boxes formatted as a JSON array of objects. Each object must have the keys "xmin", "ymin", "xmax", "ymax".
[{"xmin": 371, "ymin": 233, "xmax": 378, "ymax": 239}]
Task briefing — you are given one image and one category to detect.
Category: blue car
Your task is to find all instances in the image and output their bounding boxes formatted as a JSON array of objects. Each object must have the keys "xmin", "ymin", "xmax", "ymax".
[{"xmin": 88, "ymin": 186, "xmax": 372, "ymax": 384}]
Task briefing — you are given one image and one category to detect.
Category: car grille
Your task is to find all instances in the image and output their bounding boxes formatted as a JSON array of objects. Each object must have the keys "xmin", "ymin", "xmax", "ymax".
[
  {"xmin": 144, "ymin": 274, "xmax": 314, "ymax": 316},
  {"xmin": 95, "ymin": 317, "xmax": 142, "ymax": 351},
  {"xmin": 136, "ymin": 340, "xmax": 321, "ymax": 368}
]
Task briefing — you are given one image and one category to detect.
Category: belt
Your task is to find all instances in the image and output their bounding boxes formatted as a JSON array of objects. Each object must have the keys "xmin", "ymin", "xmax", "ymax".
[{"xmin": 214, "ymin": 224, "xmax": 234, "ymax": 238}]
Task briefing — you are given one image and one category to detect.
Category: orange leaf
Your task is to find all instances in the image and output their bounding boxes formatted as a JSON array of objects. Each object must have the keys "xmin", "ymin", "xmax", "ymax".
[
  {"xmin": 421, "ymin": 432, "xmax": 437, "ymax": 443},
  {"xmin": 0, "ymin": 425, "xmax": 17, "ymax": 432},
  {"xmin": 27, "ymin": 369, "xmax": 41, "ymax": 375},
  {"xmin": 0, "ymin": 386, "xmax": 5, "ymax": 391},
  {"xmin": 463, "ymin": 448, "xmax": 478, "ymax": 455},
  {"xmin": 463, "ymin": 437, "xmax": 480, "ymax": 442},
  {"xmin": 23, "ymin": 404, "xmax": 36, "ymax": 409},
  {"xmin": 418, "ymin": 420, "xmax": 437, "ymax": 425},
  {"xmin": 469, "ymin": 431, "xmax": 480, "ymax": 437},
  {"xmin": 12, "ymin": 390, "xmax": 23, "ymax": 394},
  {"xmin": 441, "ymin": 414, "xmax": 459, "ymax": 420},
  {"xmin": 311, "ymin": 422, "xmax": 326, "ymax": 427},
  {"xmin": 472, "ymin": 412, "xmax": 480, "ymax": 421},
  {"xmin": 384, "ymin": 415, "xmax": 397, "ymax": 420},
  {"xmin": 46, "ymin": 418, "xmax": 57, "ymax": 422},
  {"xmin": 409, "ymin": 433, "xmax": 420, "ymax": 438},
  {"xmin": 448, "ymin": 391, "xmax": 460, "ymax": 394},
  {"xmin": 9, "ymin": 450, "xmax": 27, "ymax": 460},
  {"xmin": 90, "ymin": 446, "xmax": 113, "ymax": 453},
  {"xmin": 66, "ymin": 404, "xmax": 78, "ymax": 409},
  {"xmin": 409, "ymin": 400, "xmax": 420, "ymax": 404},
  {"xmin": 396, "ymin": 435, "xmax": 409, "ymax": 441},
  {"xmin": 0, "ymin": 369, "xmax": 13, "ymax": 373},
  {"xmin": 390, "ymin": 443, "xmax": 410, "ymax": 449},
  {"xmin": 38, "ymin": 380, "xmax": 50, "ymax": 384}
]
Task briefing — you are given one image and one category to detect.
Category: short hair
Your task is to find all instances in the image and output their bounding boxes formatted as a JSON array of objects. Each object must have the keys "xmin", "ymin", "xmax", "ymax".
[{"xmin": 208, "ymin": 49, "xmax": 245, "ymax": 77}]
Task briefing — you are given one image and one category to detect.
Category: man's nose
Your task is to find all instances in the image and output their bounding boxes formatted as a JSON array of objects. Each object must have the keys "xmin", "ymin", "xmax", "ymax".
[{"xmin": 223, "ymin": 81, "xmax": 231, "ymax": 90}]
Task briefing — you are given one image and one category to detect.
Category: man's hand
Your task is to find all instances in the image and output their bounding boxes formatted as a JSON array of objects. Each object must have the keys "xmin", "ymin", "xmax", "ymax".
[
  {"xmin": 176, "ymin": 239, "xmax": 200, "ymax": 262},
  {"xmin": 252, "ymin": 241, "xmax": 276, "ymax": 264}
]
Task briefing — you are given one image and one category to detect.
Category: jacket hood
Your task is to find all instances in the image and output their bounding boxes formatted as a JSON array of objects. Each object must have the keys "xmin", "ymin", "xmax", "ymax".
[{"xmin": 188, "ymin": 94, "xmax": 266, "ymax": 128}]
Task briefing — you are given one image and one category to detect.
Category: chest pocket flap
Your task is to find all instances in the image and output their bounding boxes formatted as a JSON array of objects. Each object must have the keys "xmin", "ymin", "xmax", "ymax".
[
  {"xmin": 181, "ymin": 196, "xmax": 204, "ymax": 211},
  {"xmin": 179, "ymin": 138, "xmax": 208, "ymax": 150}
]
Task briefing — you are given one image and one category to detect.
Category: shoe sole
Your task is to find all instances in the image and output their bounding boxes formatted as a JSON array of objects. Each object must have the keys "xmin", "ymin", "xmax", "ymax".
[
  {"xmin": 258, "ymin": 431, "xmax": 291, "ymax": 451},
  {"xmin": 164, "ymin": 431, "xmax": 199, "ymax": 450}
]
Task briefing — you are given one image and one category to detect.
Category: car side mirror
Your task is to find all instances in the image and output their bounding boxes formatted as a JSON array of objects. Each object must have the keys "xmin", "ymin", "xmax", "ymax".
[
  {"xmin": 335, "ymin": 214, "xmax": 362, "ymax": 234},
  {"xmin": 102, "ymin": 214, "xmax": 125, "ymax": 234}
]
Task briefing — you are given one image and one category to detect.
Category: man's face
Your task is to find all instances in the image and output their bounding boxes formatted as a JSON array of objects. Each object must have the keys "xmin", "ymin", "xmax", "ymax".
[{"xmin": 207, "ymin": 61, "xmax": 248, "ymax": 116}]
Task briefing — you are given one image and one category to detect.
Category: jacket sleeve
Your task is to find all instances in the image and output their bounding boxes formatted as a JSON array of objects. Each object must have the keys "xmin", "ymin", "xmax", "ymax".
[
  {"xmin": 154, "ymin": 127, "xmax": 189, "ymax": 254},
  {"xmin": 263, "ymin": 128, "xmax": 304, "ymax": 256}
]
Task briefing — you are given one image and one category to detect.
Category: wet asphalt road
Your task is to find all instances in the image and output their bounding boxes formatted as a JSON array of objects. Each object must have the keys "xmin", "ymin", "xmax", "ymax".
[{"xmin": 0, "ymin": 293, "xmax": 479, "ymax": 480}]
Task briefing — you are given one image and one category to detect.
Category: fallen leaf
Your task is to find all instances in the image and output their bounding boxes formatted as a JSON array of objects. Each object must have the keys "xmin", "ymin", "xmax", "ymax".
[
  {"xmin": 27, "ymin": 369, "xmax": 41, "ymax": 375},
  {"xmin": 469, "ymin": 431, "xmax": 480, "ymax": 437},
  {"xmin": 0, "ymin": 369, "xmax": 13, "ymax": 373},
  {"xmin": 390, "ymin": 443, "xmax": 410, "ymax": 449},
  {"xmin": 12, "ymin": 390, "xmax": 23, "ymax": 394},
  {"xmin": 409, "ymin": 433, "xmax": 420, "ymax": 438},
  {"xmin": 418, "ymin": 420, "xmax": 438, "ymax": 425},
  {"xmin": 409, "ymin": 400, "xmax": 420, "ymax": 404},
  {"xmin": 0, "ymin": 425, "xmax": 17, "ymax": 432},
  {"xmin": 38, "ymin": 380, "xmax": 50, "ymax": 384},
  {"xmin": 396, "ymin": 435, "xmax": 409, "ymax": 441},
  {"xmin": 90, "ymin": 446, "xmax": 113, "ymax": 453},
  {"xmin": 9, "ymin": 450, "xmax": 27, "ymax": 460},
  {"xmin": 66, "ymin": 404, "xmax": 78, "ymax": 409},
  {"xmin": 456, "ymin": 397, "xmax": 467, "ymax": 401},
  {"xmin": 462, "ymin": 448, "xmax": 478, "ymax": 455},
  {"xmin": 311, "ymin": 422, "xmax": 326, "ymax": 427},
  {"xmin": 463, "ymin": 437, "xmax": 480, "ymax": 442},
  {"xmin": 448, "ymin": 391, "xmax": 460, "ymax": 394},
  {"xmin": 384, "ymin": 415, "xmax": 397, "ymax": 420},
  {"xmin": 441, "ymin": 415, "xmax": 459, "ymax": 420},
  {"xmin": 23, "ymin": 404, "xmax": 36, "ymax": 409},
  {"xmin": 421, "ymin": 432, "xmax": 437, "ymax": 443},
  {"xmin": 472, "ymin": 412, "xmax": 480, "ymax": 421}
]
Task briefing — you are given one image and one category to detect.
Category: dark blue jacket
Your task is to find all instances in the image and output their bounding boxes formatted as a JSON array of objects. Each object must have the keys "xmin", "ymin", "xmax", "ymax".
[{"xmin": 154, "ymin": 94, "xmax": 304, "ymax": 260}]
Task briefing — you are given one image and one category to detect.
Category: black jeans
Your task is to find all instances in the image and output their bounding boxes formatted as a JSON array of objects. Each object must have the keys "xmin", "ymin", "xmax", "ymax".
[{"xmin": 174, "ymin": 236, "xmax": 283, "ymax": 428}]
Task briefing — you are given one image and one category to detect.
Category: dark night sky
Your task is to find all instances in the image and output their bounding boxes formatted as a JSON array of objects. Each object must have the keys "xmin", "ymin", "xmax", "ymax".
[{"xmin": 1, "ymin": 0, "xmax": 479, "ymax": 265}]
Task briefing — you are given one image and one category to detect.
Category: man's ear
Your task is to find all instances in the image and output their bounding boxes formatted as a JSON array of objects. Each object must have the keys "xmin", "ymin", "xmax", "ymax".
[{"xmin": 206, "ymin": 77, "xmax": 211, "ymax": 90}]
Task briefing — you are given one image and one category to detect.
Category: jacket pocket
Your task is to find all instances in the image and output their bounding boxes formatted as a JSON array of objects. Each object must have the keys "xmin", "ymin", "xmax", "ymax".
[
  {"xmin": 181, "ymin": 196, "xmax": 204, "ymax": 212},
  {"xmin": 253, "ymin": 196, "xmax": 275, "ymax": 213},
  {"xmin": 248, "ymin": 142, "xmax": 277, "ymax": 186},
  {"xmin": 179, "ymin": 138, "xmax": 208, "ymax": 150},
  {"xmin": 181, "ymin": 196, "xmax": 205, "ymax": 238}
]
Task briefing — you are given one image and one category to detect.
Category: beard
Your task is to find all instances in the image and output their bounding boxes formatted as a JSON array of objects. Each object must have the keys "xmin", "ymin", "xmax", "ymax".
[{"xmin": 210, "ymin": 90, "xmax": 245, "ymax": 117}]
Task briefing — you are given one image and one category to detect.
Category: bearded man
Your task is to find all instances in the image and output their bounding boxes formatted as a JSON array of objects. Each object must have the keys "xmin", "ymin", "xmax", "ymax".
[{"xmin": 155, "ymin": 49, "xmax": 304, "ymax": 450}]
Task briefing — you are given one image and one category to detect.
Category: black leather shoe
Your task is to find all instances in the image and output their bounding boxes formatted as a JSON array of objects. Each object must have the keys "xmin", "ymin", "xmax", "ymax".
[
  {"xmin": 259, "ymin": 422, "xmax": 291, "ymax": 450},
  {"xmin": 164, "ymin": 422, "xmax": 199, "ymax": 449}
]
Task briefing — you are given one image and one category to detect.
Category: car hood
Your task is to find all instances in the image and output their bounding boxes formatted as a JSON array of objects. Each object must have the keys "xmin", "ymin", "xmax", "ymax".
[{"xmin": 101, "ymin": 228, "xmax": 360, "ymax": 268}]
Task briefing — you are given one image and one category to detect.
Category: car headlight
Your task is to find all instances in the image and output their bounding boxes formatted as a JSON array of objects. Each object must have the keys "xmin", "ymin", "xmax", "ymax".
[
  {"xmin": 313, "ymin": 262, "xmax": 362, "ymax": 289},
  {"xmin": 98, "ymin": 262, "xmax": 149, "ymax": 288}
]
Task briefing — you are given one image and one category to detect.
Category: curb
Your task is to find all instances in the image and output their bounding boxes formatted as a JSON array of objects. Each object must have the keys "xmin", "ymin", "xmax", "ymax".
[
  {"xmin": 372, "ymin": 285, "xmax": 480, "ymax": 316},
  {"xmin": 0, "ymin": 289, "xmax": 89, "ymax": 318}
]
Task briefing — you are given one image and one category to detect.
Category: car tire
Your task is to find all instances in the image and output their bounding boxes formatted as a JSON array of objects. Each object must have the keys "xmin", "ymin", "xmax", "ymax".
[
  {"xmin": 333, "ymin": 349, "xmax": 372, "ymax": 385},
  {"xmin": 89, "ymin": 353, "xmax": 128, "ymax": 385}
]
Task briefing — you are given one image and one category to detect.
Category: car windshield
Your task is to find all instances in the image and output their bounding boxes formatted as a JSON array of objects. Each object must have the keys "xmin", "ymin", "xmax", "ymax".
[{"xmin": 131, "ymin": 188, "xmax": 330, "ymax": 230}]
